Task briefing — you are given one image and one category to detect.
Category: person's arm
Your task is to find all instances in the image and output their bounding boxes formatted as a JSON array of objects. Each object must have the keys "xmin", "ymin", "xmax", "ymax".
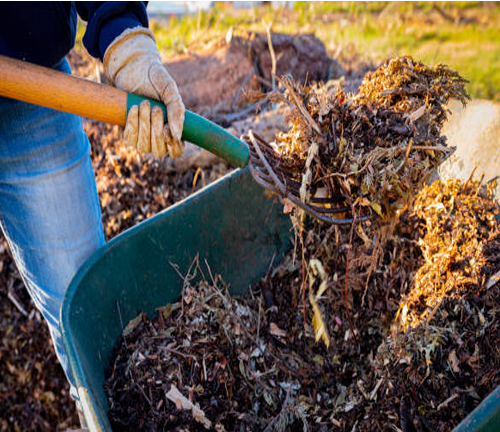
[
  {"xmin": 75, "ymin": 2, "xmax": 148, "ymax": 61},
  {"xmin": 76, "ymin": 2, "xmax": 185, "ymax": 158}
]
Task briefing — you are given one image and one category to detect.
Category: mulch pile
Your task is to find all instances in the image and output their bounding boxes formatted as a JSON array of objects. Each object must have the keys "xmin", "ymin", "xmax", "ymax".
[
  {"xmin": 105, "ymin": 175, "xmax": 500, "ymax": 432},
  {"xmin": 264, "ymin": 56, "xmax": 469, "ymax": 220},
  {"xmin": 397, "ymin": 178, "xmax": 500, "ymax": 331},
  {"xmin": 2, "ymin": 32, "xmax": 494, "ymax": 432}
]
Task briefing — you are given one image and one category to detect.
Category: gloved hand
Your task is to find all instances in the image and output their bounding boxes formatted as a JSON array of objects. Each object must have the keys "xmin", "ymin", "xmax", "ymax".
[{"xmin": 103, "ymin": 27, "xmax": 185, "ymax": 158}]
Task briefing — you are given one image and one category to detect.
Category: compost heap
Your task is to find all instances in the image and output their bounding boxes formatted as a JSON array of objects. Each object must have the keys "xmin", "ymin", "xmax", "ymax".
[
  {"xmin": 266, "ymin": 56, "xmax": 469, "ymax": 219},
  {"xmin": 105, "ymin": 176, "xmax": 500, "ymax": 432}
]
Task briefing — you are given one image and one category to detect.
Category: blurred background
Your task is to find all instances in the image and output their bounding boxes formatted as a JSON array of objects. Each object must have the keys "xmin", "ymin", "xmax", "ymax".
[
  {"xmin": 2, "ymin": 2, "xmax": 499, "ymax": 431},
  {"xmin": 137, "ymin": 1, "xmax": 500, "ymax": 101}
]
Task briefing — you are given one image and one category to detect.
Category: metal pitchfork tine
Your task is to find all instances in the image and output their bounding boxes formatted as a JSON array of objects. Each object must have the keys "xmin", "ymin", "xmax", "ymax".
[{"xmin": 243, "ymin": 130, "xmax": 368, "ymax": 225}]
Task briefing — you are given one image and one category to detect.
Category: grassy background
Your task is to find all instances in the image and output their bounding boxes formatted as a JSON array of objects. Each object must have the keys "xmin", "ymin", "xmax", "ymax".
[{"xmin": 78, "ymin": 2, "xmax": 500, "ymax": 101}]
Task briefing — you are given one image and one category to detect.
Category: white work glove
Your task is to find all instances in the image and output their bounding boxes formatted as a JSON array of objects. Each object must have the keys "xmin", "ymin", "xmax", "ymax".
[{"xmin": 104, "ymin": 27, "xmax": 185, "ymax": 158}]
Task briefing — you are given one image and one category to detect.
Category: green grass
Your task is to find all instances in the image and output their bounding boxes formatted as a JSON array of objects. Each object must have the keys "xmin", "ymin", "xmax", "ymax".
[{"xmin": 76, "ymin": 2, "xmax": 500, "ymax": 101}]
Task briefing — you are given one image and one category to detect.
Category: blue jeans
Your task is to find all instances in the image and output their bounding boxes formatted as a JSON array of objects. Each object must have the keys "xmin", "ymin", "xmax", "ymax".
[{"xmin": 0, "ymin": 59, "xmax": 105, "ymax": 392}]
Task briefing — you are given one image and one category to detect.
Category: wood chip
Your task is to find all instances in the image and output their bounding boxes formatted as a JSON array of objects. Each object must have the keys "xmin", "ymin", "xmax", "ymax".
[
  {"xmin": 166, "ymin": 384, "xmax": 212, "ymax": 429},
  {"xmin": 269, "ymin": 322, "xmax": 287, "ymax": 338}
]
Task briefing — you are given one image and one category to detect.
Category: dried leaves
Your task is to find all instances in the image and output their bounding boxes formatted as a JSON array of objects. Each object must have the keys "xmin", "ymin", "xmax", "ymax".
[{"xmin": 269, "ymin": 56, "xmax": 470, "ymax": 219}]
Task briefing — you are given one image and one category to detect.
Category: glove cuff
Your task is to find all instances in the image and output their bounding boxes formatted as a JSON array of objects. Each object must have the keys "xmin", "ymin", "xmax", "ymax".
[{"xmin": 103, "ymin": 26, "xmax": 159, "ymax": 85}]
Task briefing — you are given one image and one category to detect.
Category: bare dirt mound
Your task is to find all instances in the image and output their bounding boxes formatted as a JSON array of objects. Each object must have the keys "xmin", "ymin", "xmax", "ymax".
[{"xmin": 166, "ymin": 32, "xmax": 334, "ymax": 119}]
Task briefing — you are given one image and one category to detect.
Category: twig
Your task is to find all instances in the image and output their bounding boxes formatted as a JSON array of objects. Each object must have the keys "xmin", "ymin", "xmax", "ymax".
[
  {"xmin": 344, "ymin": 206, "xmax": 359, "ymax": 343},
  {"xmin": 437, "ymin": 393, "xmax": 459, "ymax": 410},
  {"xmin": 254, "ymin": 74, "xmax": 273, "ymax": 89},
  {"xmin": 219, "ymin": 102, "xmax": 259, "ymax": 123},
  {"xmin": 370, "ymin": 377, "xmax": 384, "ymax": 400},
  {"xmin": 301, "ymin": 241, "xmax": 307, "ymax": 326},
  {"xmin": 169, "ymin": 260, "xmax": 186, "ymax": 281},
  {"xmin": 402, "ymin": 138, "xmax": 414, "ymax": 170},
  {"xmin": 264, "ymin": 253, "xmax": 277, "ymax": 283},
  {"xmin": 486, "ymin": 269, "xmax": 500, "ymax": 289},
  {"xmin": 412, "ymin": 145, "xmax": 450, "ymax": 151},
  {"xmin": 161, "ymin": 346, "xmax": 198, "ymax": 361},
  {"xmin": 7, "ymin": 290, "xmax": 28, "ymax": 317},
  {"xmin": 135, "ymin": 381, "xmax": 153, "ymax": 407},
  {"xmin": 232, "ymin": 71, "xmax": 255, "ymax": 111},
  {"xmin": 263, "ymin": 20, "xmax": 277, "ymax": 92},
  {"xmin": 204, "ymin": 258, "xmax": 216, "ymax": 287},
  {"xmin": 283, "ymin": 79, "xmax": 322, "ymax": 135},
  {"xmin": 191, "ymin": 166, "xmax": 204, "ymax": 193}
]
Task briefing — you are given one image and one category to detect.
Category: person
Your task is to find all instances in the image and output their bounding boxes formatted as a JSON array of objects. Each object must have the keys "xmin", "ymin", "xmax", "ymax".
[{"xmin": 0, "ymin": 1, "xmax": 185, "ymax": 420}]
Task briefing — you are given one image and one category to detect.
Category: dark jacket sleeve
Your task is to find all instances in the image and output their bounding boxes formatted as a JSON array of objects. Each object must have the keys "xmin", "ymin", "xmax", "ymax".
[{"xmin": 75, "ymin": 2, "xmax": 148, "ymax": 60}]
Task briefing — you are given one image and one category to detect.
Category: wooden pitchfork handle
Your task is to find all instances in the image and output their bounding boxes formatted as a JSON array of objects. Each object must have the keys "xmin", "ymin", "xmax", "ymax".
[{"xmin": 0, "ymin": 54, "xmax": 249, "ymax": 168}]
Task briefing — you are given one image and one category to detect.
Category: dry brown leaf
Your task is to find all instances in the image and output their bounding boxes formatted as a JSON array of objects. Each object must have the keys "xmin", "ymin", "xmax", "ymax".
[
  {"xmin": 269, "ymin": 322, "xmax": 287, "ymax": 338},
  {"xmin": 122, "ymin": 313, "xmax": 143, "ymax": 337},
  {"xmin": 448, "ymin": 349, "xmax": 460, "ymax": 373}
]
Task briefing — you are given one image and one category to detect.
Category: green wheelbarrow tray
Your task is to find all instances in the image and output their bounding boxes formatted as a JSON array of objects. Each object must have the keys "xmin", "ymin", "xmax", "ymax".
[
  {"xmin": 61, "ymin": 167, "xmax": 292, "ymax": 430},
  {"xmin": 61, "ymin": 167, "xmax": 500, "ymax": 432}
]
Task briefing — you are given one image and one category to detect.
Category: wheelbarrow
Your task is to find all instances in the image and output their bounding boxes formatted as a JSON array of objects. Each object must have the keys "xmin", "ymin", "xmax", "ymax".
[
  {"xmin": 60, "ymin": 99, "xmax": 500, "ymax": 431},
  {"xmin": 61, "ymin": 167, "xmax": 293, "ymax": 430}
]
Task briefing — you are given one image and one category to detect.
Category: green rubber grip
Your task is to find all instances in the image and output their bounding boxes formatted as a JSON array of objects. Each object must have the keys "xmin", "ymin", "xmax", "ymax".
[{"xmin": 127, "ymin": 93, "xmax": 249, "ymax": 168}]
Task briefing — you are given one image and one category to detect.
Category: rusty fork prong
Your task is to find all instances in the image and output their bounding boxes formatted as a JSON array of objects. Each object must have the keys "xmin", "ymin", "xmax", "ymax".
[
  {"xmin": 250, "ymin": 166, "xmax": 364, "ymax": 224},
  {"xmin": 243, "ymin": 130, "xmax": 370, "ymax": 225},
  {"xmin": 247, "ymin": 131, "xmax": 287, "ymax": 196}
]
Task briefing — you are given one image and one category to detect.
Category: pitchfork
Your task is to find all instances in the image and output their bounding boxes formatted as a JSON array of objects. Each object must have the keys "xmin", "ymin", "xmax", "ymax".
[{"xmin": 0, "ymin": 54, "xmax": 357, "ymax": 225}]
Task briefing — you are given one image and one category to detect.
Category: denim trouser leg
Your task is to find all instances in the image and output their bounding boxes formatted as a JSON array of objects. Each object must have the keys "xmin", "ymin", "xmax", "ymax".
[{"xmin": 0, "ymin": 59, "xmax": 105, "ymax": 391}]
